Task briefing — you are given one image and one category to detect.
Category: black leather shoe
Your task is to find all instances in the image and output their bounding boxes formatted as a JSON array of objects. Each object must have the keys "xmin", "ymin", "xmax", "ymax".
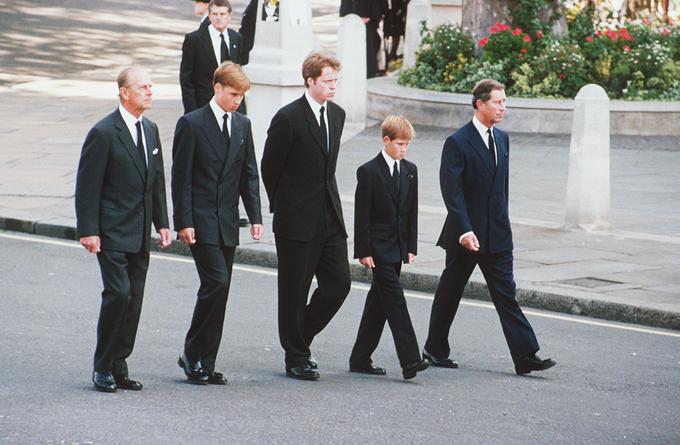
[
  {"xmin": 515, "ymin": 354, "xmax": 556, "ymax": 375},
  {"xmin": 349, "ymin": 363, "xmax": 387, "ymax": 375},
  {"xmin": 114, "ymin": 376, "xmax": 143, "ymax": 390},
  {"xmin": 402, "ymin": 359, "xmax": 429, "ymax": 380},
  {"xmin": 307, "ymin": 356, "xmax": 318, "ymax": 370},
  {"xmin": 178, "ymin": 354, "xmax": 209, "ymax": 384},
  {"xmin": 423, "ymin": 350, "xmax": 459, "ymax": 368},
  {"xmin": 92, "ymin": 372, "xmax": 117, "ymax": 393},
  {"xmin": 286, "ymin": 365, "xmax": 319, "ymax": 381},
  {"xmin": 207, "ymin": 371, "xmax": 228, "ymax": 385}
]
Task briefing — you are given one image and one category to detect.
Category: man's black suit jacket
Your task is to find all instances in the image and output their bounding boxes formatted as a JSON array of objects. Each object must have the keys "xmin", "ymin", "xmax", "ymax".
[
  {"xmin": 437, "ymin": 120, "xmax": 513, "ymax": 254},
  {"xmin": 171, "ymin": 105, "xmax": 262, "ymax": 246},
  {"xmin": 354, "ymin": 154, "xmax": 417, "ymax": 264},
  {"xmin": 261, "ymin": 95, "xmax": 347, "ymax": 242},
  {"xmin": 75, "ymin": 109, "xmax": 169, "ymax": 252},
  {"xmin": 180, "ymin": 26, "xmax": 243, "ymax": 114}
]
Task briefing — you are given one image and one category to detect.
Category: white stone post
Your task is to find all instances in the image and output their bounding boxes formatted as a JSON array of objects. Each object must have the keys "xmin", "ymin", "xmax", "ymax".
[
  {"xmin": 335, "ymin": 14, "xmax": 366, "ymax": 131},
  {"xmin": 403, "ymin": 0, "xmax": 432, "ymax": 68},
  {"xmin": 564, "ymin": 84, "xmax": 612, "ymax": 231},
  {"xmin": 244, "ymin": 0, "xmax": 314, "ymax": 159}
]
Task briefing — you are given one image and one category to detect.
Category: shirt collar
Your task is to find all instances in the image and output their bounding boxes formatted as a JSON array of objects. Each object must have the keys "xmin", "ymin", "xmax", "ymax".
[
  {"xmin": 209, "ymin": 98, "xmax": 230, "ymax": 127},
  {"xmin": 208, "ymin": 24, "xmax": 228, "ymax": 40},
  {"xmin": 304, "ymin": 90, "xmax": 326, "ymax": 117},
  {"xmin": 381, "ymin": 149, "xmax": 400, "ymax": 172},
  {"xmin": 118, "ymin": 104, "xmax": 142, "ymax": 128},
  {"xmin": 472, "ymin": 115, "xmax": 493, "ymax": 143}
]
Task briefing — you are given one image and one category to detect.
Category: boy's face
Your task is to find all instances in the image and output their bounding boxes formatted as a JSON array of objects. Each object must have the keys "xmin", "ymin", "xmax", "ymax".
[{"xmin": 383, "ymin": 136, "xmax": 410, "ymax": 161}]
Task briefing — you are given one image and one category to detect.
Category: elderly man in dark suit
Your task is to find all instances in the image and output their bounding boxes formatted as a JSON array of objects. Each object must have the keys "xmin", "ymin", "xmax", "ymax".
[
  {"xmin": 75, "ymin": 66, "xmax": 171, "ymax": 393},
  {"xmin": 180, "ymin": 0, "xmax": 243, "ymax": 114},
  {"xmin": 423, "ymin": 79, "xmax": 556, "ymax": 376},
  {"xmin": 261, "ymin": 52, "xmax": 351, "ymax": 381},
  {"xmin": 172, "ymin": 61, "xmax": 262, "ymax": 385},
  {"xmin": 349, "ymin": 115, "xmax": 428, "ymax": 380}
]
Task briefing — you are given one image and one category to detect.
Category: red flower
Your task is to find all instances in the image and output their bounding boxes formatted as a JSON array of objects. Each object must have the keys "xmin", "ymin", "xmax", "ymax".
[
  {"xmin": 595, "ymin": 30, "xmax": 602, "ymax": 37},
  {"xmin": 606, "ymin": 29, "xmax": 618, "ymax": 41},
  {"xmin": 512, "ymin": 27, "xmax": 523, "ymax": 35},
  {"xmin": 520, "ymin": 48, "xmax": 527, "ymax": 54},
  {"xmin": 499, "ymin": 23, "xmax": 511, "ymax": 32},
  {"xmin": 559, "ymin": 73, "xmax": 566, "ymax": 80},
  {"xmin": 489, "ymin": 25, "xmax": 499, "ymax": 33},
  {"xmin": 585, "ymin": 36, "xmax": 594, "ymax": 42},
  {"xmin": 623, "ymin": 45, "xmax": 631, "ymax": 52},
  {"xmin": 661, "ymin": 28, "xmax": 671, "ymax": 37},
  {"xmin": 522, "ymin": 34, "xmax": 531, "ymax": 42},
  {"xmin": 535, "ymin": 30, "xmax": 543, "ymax": 39},
  {"xmin": 619, "ymin": 28, "xmax": 633, "ymax": 41},
  {"xmin": 479, "ymin": 37, "xmax": 489, "ymax": 47}
]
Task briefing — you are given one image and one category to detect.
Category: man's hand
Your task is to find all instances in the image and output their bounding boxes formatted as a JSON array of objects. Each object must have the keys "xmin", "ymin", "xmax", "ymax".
[
  {"xmin": 460, "ymin": 233, "xmax": 480, "ymax": 252},
  {"xmin": 80, "ymin": 235, "xmax": 101, "ymax": 253},
  {"xmin": 178, "ymin": 227, "xmax": 196, "ymax": 245},
  {"xmin": 158, "ymin": 228, "xmax": 172, "ymax": 248},
  {"xmin": 359, "ymin": 256, "xmax": 375, "ymax": 269},
  {"xmin": 250, "ymin": 224, "xmax": 263, "ymax": 240},
  {"xmin": 407, "ymin": 253, "xmax": 416, "ymax": 264}
]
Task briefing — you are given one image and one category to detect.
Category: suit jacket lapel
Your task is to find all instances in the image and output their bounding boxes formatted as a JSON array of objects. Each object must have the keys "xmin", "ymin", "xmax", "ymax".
[
  {"xmin": 114, "ymin": 110, "xmax": 146, "ymax": 182},
  {"xmin": 301, "ymin": 96, "xmax": 328, "ymax": 156},
  {"xmin": 466, "ymin": 122, "xmax": 495, "ymax": 179},
  {"xmin": 227, "ymin": 29, "xmax": 239, "ymax": 60},
  {"xmin": 199, "ymin": 27, "xmax": 219, "ymax": 68},
  {"xmin": 398, "ymin": 161, "xmax": 410, "ymax": 209},
  {"xmin": 377, "ymin": 154, "xmax": 399, "ymax": 206},
  {"xmin": 200, "ymin": 106, "xmax": 226, "ymax": 162},
  {"xmin": 142, "ymin": 118, "xmax": 155, "ymax": 186}
]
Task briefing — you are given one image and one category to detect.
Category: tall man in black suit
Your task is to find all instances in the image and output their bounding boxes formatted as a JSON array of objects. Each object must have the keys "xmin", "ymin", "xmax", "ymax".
[
  {"xmin": 172, "ymin": 61, "xmax": 262, "ymax": 385},
  {"xmin": 180, "ymin": 0, "xmax": 243, "ymax": 115},
  {"xmin": 75, "ymin": 66, "xmax": 171, "ymax": 392},
  {"xmin": 261, "ymin": 52, "xmax": 351, "ymax": 381},
  {"xmin": 349, "ymin": 115, "xmax": 428, "ymax": 380},
  {"xmin": 423, "ymin": 79, "xmax": 556, "ymax": 375}
]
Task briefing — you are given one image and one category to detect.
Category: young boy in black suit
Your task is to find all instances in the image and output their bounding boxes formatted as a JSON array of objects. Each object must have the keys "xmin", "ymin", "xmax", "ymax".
[{"xmin": 349, "ymin": 115, "xmax": 428, "ymax": 380}]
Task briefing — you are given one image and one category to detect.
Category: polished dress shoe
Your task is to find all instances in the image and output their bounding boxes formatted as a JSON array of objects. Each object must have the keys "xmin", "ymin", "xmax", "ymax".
[
  {"xmin": 402, "ymin": 359, "xmax": 429, "ymax": 380},
  {"xmin": 307, "ymin": 356, "xmax": 318, "ymax": 370},
  {"xmin": 92, "ymin": 372, "xmax": 117, "ymax": 393},
  {"xmin": 423, "ymin": 350, "xmax": 459, "ymax": 369},
  {"xmin": 178, "ymin": 354, "xmax": 209, "ymax": 385},
  {"xmin": 515, "ymin": 354, "xmax": 556, "ymax": 375},
  {"xmin": 349, "ymin": 363, "xmax": 387, "ymax": 375},
  {"xmin": 207, "ymin": 371, "xmax": 228, "ymax": 385},
  {"xmin": 114, "ymin": 376, "xmax": 143, "ymax": 390},
  {"xmin": 286, "ymin": 365, "xmax": 319, "ymax": 381}
]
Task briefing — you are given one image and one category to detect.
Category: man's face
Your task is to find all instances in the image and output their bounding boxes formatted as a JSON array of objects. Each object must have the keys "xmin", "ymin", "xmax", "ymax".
[
  {"xmin": 214, "ymin": 83, "xmax": 244, "ymax": 112},
  {"xmin": 209, "ymin": 5, "xmax": 231, "ymax": 32},
  {"xmin": 476, "ymin": 88, "xmax": 506, "ymax": 126},
  {"xmin": 383, "ymin": 136, "xmax": 410, "ymax": 161},
  {"xmin": 194, "ymin": 1, "xmax": 209, "ymax": 17},
  {"xmin": 307, "ymin": 66, "xmax": 338, "ymax": 104},
  {"xmin": 120, "ymin": 69, "xmax": 153, "ymax": 116}
]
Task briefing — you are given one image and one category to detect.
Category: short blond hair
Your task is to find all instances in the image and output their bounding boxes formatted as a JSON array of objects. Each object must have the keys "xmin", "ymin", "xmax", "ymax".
[
  {"xmin": 302, "ymin": 51, "xmax": 341, "ymax": 88},
  {"xmin": 381, "ymin": 115, "xmax": 415, "ymax": 141},
  {"xmin": 213, "ymin": 61, "xmax": 250, "ymax": 93}
]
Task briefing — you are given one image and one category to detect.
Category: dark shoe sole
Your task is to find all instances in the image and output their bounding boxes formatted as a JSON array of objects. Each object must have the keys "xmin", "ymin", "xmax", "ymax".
[
  {"xmin": 515, "ymin": 360, "xmax": 556, "ymax": 376},
  {"xmin": 403, "ymin": 361, "xmax": 429, "ymax": 380},
  {"xmin": 286, "ymin": 370, "xmax": 319, "ymax": 381},
  {"xmin": 93, "ymin": 384, "xmax": 117, "ymax": 393},
  {"xmin": 349, "ymin": 366, "xmax": 387, "ymax": 376},
  {"xmin": 423, "ymin": 352, "xmax": 459, "ymax": 368}
]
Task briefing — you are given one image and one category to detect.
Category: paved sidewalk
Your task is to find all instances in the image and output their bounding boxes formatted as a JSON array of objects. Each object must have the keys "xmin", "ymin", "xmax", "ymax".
[{"xmin": 1, "ymin": 86, "xmax": 679, "ymax": 330}]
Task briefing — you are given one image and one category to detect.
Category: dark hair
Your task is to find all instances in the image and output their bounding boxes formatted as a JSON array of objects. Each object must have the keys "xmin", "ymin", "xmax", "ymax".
[
  {"xmin": 302, "ymin": 51, "xmax": 341, "ymax": 88},
  {"xmin": 472, "ymin": 79, "xmax": 505, "ymax": 109},
  {"xmin": 209, "ymin": 0, "xmax": 232, "ymax": 12}
]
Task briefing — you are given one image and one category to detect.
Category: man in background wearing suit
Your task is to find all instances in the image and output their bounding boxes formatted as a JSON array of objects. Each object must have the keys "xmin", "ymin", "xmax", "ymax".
[
  {"xmin": 180, "ymin": 0, "xmax": 243, "ymax": 115},
  {"xmin": 349, "ymin": 115, "xmax": 428, "ymax": 380},
  {"xmin": 75, "ymin": 66, "xmax": 171, "ymax": 393},
  {"xmin": 261, "ymin": 52, "xmax": 351, "ymax": 381},
  {"xmin": 172, "ymin": 61, "xmax": 262, "ymax": 385},
  {"xmin": 339, "ymin": 0, "xmax": 383, "ymax": 78},
  {"xmin": 423, "ymin": 79, "xmax": 556, "ymax": 376}
]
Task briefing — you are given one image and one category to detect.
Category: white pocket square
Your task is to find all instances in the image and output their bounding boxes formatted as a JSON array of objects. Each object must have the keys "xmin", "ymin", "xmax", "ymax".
[{"xmin": 152, "ymin": 148, "xmax": 159, "ymax": 155}]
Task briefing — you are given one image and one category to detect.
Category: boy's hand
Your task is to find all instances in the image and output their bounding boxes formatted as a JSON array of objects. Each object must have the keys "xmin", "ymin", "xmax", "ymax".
[
  {"xmin": 408, "ymin": 253, "xmax": 415, "ymax": 264},
  {"xmin": 359, "ymin": 256, "xmax": 375, "ymax": 269}
]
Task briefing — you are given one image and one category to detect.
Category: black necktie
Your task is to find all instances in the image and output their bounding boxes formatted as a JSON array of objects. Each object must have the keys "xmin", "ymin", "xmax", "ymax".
[
  {"xmin": 392, "ymin": 161, "xmax": 400, "ymax": 193},
  {"xmin": 487, "ymin": 128, "xmax": 496, "ymax": 168},
  {"xmin": 135, "ymin": 121, "xmax": 147, "ymax": 172},
  {"xmin": 320, "ymin": 106, "xmax": 328, "ymax": 154},
  {"xmin": 222, "ymin": 113, "xmax": 230, "ymax": 152},
  {"xmin": 220, "ymin": 33, "xmax": 229, "ymax": 62}
]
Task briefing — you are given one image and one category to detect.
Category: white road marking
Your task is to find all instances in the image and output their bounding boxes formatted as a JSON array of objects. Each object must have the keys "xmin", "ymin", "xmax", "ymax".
[{"xmin": 2, "ymin": 231, "xmax": 679, "ymax": 338}]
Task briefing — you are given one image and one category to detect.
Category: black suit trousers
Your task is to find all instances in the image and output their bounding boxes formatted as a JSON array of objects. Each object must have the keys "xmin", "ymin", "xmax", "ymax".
[
  {"xmin": 94, "ymin": 249, "xmax": 150, "ymax": 377},
  {"xmin": 185, "ymin": 243, "xmax": 236, "ymax": 373},
  {"xmin": 424, "ymin": 249, "xmax": 539, "ymax": 364},
  {"xmin": 350, "ymin": 262, "xmax": 420, "ymax": 368},
  {"xmin": 275, "ymin": 211, "xmax": 351, "ymax": 368}
]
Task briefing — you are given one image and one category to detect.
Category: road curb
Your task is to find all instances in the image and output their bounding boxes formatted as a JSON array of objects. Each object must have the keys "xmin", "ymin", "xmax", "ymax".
[{"xmin": 2, "ymin": 215, "xmax": 678, "ymax": 331}]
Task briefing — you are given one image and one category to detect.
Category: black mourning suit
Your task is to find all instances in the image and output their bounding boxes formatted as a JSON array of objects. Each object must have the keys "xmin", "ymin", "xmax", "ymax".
[
  {"xmin": 350, "ymin": 154, "xmax": 421, "ymax": 368},
  {"xmin": 171, "ymin": 104, "xmax": 262, "ymax": 374},
  {"xmin": 261, "ymin": 95, "xmax": 351, "ymax": 370},
  {"xmin": 75, "ymin": 108, "xmax": 169, "ymax": 378}
]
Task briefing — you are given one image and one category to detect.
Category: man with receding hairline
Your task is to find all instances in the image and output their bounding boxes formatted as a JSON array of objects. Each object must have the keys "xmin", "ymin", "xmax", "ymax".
[{"xmin": 75, "ymin": 65, "xmax": 171, "ymax": 393}]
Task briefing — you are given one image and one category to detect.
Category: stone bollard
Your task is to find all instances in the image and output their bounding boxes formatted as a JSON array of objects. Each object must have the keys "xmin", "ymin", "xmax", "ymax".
[
  {"xmin": 564, "ymin": 84, "xmax": 612, "ymax": 231},
  {"xmin": 335, "ymin": 14, "xmax": 366, "ymax": 129},
  {"xmin": 403, "ymin": 0, "xmax": 432, "ymax": 68}
]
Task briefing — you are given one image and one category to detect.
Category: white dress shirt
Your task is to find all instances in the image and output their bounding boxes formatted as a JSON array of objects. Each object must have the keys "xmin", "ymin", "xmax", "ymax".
[
  {"xmin": 381, "ymin": 149, "xmax": 400, "ymax": 175},
  {"xmin": 208, "ymin": 24, "xmax": 229, "ymax": 65},
  {"xmin": 304, "ymin": 90, "xmax": 329, "ymax": 146},
  {"xmin": 209, "ymin": 98, "xmax": 231, "ymax": 137},
  {"xmin": 118, "ymin": 104, "xmax": 147, "ymax": 166}
]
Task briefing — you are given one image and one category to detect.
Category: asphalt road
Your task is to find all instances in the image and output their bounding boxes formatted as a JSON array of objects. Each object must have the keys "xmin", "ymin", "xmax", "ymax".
[{"xmin": 1, "ymin": 231, "xmax": 679, "ymax": 444}]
